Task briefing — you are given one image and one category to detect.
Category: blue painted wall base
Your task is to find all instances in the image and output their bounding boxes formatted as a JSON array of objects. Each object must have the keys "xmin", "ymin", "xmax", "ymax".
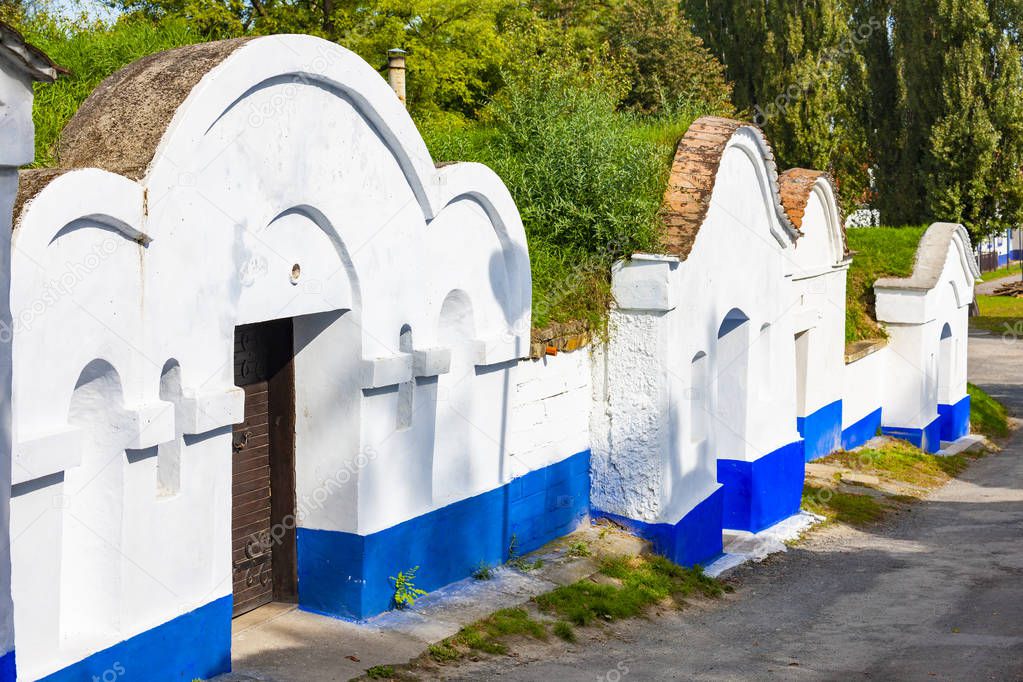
[
  {"xmin": 938, "ymin": 394, "xmax": 971, "ymax": 442},
  {"xmin": 0, "ymin": 650, "xmax": 14, "ymax": 682},
  {"xmin": 842, "ymin": 407, "xmax": 882, "ymax": 450},
  {"xmin": 297, "ymin": 450, "xmax": 591, "ymax": 620},
  {"xmin": 41, "ymin": 595, "xmax": 231, "ymax": 681},
  {"xmin": 591, "ymin": 486, "xmax": 724, "ymax": 568},
  {"xmin": 717, "ymin": 441, "xmax": 805, "ymax": 533},
  {"xmin": 798, "ymin": 400, "xmax": 843, "ymax": 462},
  {"xmin": 882, "ymin": 414, "xmax": 943, "ymax": 453}
]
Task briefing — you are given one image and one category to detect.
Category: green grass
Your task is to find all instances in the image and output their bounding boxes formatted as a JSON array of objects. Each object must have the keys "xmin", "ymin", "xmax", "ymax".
[
  {"xmin": 426, "ymin": 607, "xmax": 547, "ymax": 662},
  {"xmin": 968, "ymin": 382, "xmax": 1010, "ymax": 439},
  {"xmin": 980, "ymin": 262, "xmax": 1023, "ymax": 282},
  {"xmin": 803, "ymin": 436, "xmax": 992, "ymax": 526},
  {"xmin": 471, "ymin": 561, "xmax": 494, "ymax": 581},
  {"xmin": 971, "ymin": 294, "xmax": 1023, "ymax": 335},
  {"xmin": 844, "ymin": 225, "xmax": 929, "ymax": 344},
  {"xmin": 534, "ymin": 554, "xmax": 724, "ymax": 626},
  {"xmin": 365, "ymin": 665, "xmax": 396, "ymax": 679},
  {"xmin": 552, "ymin": 620, "xmax": 576, "ymax": 642},
  {"xmin": 818, "ymin": 439, "xmax": 968, "ymax": 487},
  {"xmin": 802, "ymin": 484, "xmax": 887, "ymax": 525},
  {"xmin": 13, "ymin": 14, "xmax": 214, "ymax": 167},
  {"xmin": 410, "ymin": 554, "xmax": 724, "ymax": 671}
]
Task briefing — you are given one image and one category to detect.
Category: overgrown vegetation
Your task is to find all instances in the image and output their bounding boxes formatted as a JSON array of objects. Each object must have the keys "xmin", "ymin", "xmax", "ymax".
[
  {"xmin": 410, "ymin": 553, "xmax": 724, "ymax": 671},
  {"xmin": 471, "ymin": 561, "xmax": 494, "ymax": 581},
  {"xmin": 534, "ymin": 554, "xmax": 724, "ymax": 626},
  {"xmin": 821, "ymin": 440, "xmax": 969, "ymax": 486},
  {"xmin": 968, "ymin": 382, "xmax": 1010, "ymax": 439},
  {"xmin": 803, "ymin": 437, "xmax": 985, "ymax": 526},
  {"xmin": 844, "ymin": 225, "xmax": 928, "ymax": 344},
  {"xmin": 802, "ymin": 484, "xmax": 887, "ymax": 525},
  {"xmin": 426, "ymin": 67, "xmax": 715, "ymax": 328}
]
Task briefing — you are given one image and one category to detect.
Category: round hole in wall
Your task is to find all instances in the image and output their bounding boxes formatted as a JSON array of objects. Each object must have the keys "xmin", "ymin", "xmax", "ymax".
[{"xmin": 290, "ymin": 263, "xmax": 301, "ymax": 284}]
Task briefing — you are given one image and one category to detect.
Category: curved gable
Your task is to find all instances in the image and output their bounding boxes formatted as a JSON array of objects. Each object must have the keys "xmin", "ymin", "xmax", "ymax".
[
  {"xmin": 875, "ymin": 223, "xmax": 980, "ymax": 292},
  {"xmin": 58, "ymin": 39, "xmax": 252, "ymax": 179},
  {"xmin": 874, "ymin": 222, "xmax": 981, "ymax": 324},
  {"xmin": 779, "ymin": 168, "xmax": 848, "ymax": 271},
  {"xmin": 660, "ymin": 116, "xmax": 799, "ymax": 260},
  {"xmin": 14, "ymin": 34, "xmax": 531, "ymax": 358}
]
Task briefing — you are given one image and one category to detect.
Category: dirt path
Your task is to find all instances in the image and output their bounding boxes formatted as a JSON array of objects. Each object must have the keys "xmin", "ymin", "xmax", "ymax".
[
  {"xmin": 437, "ymin": 334, "xmax": 1023, "ymax": 681},
  {"xmin": 976, "ymin": 272, "xmax": 1023, "ymax": 295}
]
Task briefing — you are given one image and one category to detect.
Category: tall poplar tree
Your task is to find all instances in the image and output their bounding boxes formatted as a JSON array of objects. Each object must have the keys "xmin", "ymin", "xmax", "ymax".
[
  {"xmin": 871, "ymin": 0, "xmax": 1023, "ymax": 236},
  {"xmin": 686, "ymin": 0, "xmax": 869, "ymax": 207}
]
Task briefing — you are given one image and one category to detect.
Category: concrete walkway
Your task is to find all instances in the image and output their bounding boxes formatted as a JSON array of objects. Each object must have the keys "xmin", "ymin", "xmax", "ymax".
[
  {"xmin": 975, "ymin": 271, "xmax": 1023, "ymax": 295},
  {"xmin": 440, "ymin": 334, "xmax": 1023, "ymax": 681}
]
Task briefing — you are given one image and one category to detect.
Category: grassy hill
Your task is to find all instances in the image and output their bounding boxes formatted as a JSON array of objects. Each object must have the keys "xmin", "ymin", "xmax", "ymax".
[{"xmin": 844, "ymin": 225, "xmax": 929, "ymax": 345}]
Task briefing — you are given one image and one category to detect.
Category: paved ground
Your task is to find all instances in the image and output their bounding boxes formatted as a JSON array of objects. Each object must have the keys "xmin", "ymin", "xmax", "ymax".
[
  {"xmin": 223, "ymin": 332, "xmax": 1023, "ymax": 681},
  {"xmin": 439, "ymin": 332, "xmax": 1023, "ymax": 681},
  {"xmin": 976, "ymin": 272, "xmax": 1023, "ymax": 295}
]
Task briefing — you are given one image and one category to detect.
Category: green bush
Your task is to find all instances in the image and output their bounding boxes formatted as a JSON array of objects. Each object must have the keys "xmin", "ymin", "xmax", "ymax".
[{"xmin": 424, "ymin": 63, "xmax": 714, "ymax": 329}]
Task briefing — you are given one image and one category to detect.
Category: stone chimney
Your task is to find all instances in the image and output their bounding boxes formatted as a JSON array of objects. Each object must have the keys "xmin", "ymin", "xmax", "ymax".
[
  {"xmin": 387, "ymin": 48, "xmax": 407, "ymax": 107},
  {"xmin": 0, "ymin": 21, "xmax": 64, "ymax": 681}
]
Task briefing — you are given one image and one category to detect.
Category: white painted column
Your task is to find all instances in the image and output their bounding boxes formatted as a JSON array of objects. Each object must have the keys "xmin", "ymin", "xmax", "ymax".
[
  {"xmin": 0, "ymin": 56, "xmax": 39, "ymax": 678},
  {"xmin": 0, "ymin": 33, "xmax": 61, "ymax": 675},
  {"xmin": 592, "ymin": 255, "xmax": 678, "ymax": 521}
]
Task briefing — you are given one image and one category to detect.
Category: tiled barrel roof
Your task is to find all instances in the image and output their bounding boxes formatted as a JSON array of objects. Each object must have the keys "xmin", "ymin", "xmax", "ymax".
[{"xmin": 660, "ymin": 116, "xmax": 799, "ymax": 259}]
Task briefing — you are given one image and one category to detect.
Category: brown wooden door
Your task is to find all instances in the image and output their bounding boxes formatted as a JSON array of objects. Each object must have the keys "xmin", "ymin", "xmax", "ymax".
[{"xmin": 232, "ymin": 320, "xmax": 297, "ymax": 617}]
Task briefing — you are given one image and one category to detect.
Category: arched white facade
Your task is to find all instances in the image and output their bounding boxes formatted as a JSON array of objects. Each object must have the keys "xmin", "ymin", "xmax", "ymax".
[
  {"xmin": 4, "ymin": 35, "xmax": 553, "ymax": 681},
  {"xmin": 872, "ymin": 223, "xmax": 981, "ymax": 449},
  {"xmin": 593, "ymin": 120, "xmax": 839, "ymax": 563}
]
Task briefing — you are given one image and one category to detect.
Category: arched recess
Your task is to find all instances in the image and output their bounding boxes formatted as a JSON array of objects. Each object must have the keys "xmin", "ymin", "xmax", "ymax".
[
  {"xmin": 432, "ymin": 290, "xmax": 478, "ymax": 505},
  {"xmin": 938, "ymin": 322, "xmax": 955, "ymax": 404},
  {"xmin": 60, "ymin": 359, "xmax": 129, "ymax": 647},
  {"xmin": 715, "ymin": 309, "xmax": 751, "ymax": 460},
  {"xmin": 690, "ymin": 351, "xmax": 710, "ymax": 445},
  {"xmin": 755, "ymin": 323, "xmax": 773, "ymax": 400},
  {"xmin": 157, "ymin": 360, "xmax": 183, "ymax": 496}
]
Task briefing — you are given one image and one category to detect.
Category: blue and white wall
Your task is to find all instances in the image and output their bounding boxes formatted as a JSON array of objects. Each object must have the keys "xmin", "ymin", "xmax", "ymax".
[
  {"xmin": 5, "ymin": 34, "xmax": 557, "ymax": 680},
  {"xmin": 591, "ymin": 122, "xmax": 830, "ymax": 568},
  {"xmin": 786, "ymin": 172, "xmax": 850, "ymax": 462},
  {"xmin": 874, "ymin": 224, "xmax": 980, "ymax": 452},
  {"xmin": 976, "ymin": 228, "xmax": 1021, "ymax": 267}
]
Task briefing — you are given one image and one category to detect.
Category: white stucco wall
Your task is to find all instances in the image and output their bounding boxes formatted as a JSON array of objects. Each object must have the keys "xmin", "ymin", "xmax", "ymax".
[
  {"xmin": 508, "ymin": 349, "xmax": 591, "ymax": 477},
  {"xmin": 7, "ymin": 35, "xmax": 533, "ymax": 678},
  {"xmin": 843, "ymin": 345, "xmax": 889, "ymax": 429},
  {"xmin": 788, "ymin": 186, "xmax": 848, "ymax": 421}
]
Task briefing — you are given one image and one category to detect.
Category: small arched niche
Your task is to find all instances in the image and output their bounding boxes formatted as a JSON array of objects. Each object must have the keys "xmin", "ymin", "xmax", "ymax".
[{"xmin": 715, "ymin": 308, "xmax": 751, "ymax": 459}]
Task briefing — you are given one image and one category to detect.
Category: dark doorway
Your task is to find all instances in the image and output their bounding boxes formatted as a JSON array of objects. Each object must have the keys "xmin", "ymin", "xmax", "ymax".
[{"xmin": 231, "ymin": 318, "xmax": 297, "ymax": 617}]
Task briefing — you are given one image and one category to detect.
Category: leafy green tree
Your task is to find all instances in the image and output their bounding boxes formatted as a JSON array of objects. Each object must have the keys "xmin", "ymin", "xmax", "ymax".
[
  {"xmin": 607, "ymin": 0, "xmax": 732, "ymax": 114},
  {"xmin": 860, "ymin": 0, "xmax": 1023, "ymax": 237},
  {"xmin": 332, "ymin": 0, "xmax": 529, "ymax": 118},
  {"xmin": 686, "ymin": 0, "xmax": 869, "ymax": 207}
]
